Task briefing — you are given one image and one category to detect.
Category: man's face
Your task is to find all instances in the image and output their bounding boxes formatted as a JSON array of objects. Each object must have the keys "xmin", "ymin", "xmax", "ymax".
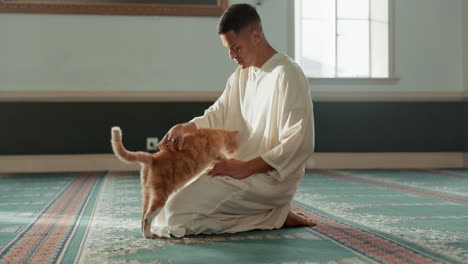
[{"xmin": 220, "ymin": 29, "xmax": 257, "ymax": 68}]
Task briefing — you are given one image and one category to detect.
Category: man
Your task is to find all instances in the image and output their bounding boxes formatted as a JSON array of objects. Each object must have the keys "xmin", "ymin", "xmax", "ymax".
[{"xmin": 153, "ymin": 3, "xmax": 315, "ymax": 237}]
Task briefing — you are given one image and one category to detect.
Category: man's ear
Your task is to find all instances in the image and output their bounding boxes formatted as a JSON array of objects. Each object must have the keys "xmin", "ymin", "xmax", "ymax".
[{"xmin": 250, "ymin": 27, "xmax": 262, "ymax": 45}]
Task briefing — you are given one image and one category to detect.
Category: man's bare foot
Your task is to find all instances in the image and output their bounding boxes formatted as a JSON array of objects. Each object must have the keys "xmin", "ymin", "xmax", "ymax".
[{"xmin": 282, "ymin": 210, "xmax": 317, "ymax": 228}]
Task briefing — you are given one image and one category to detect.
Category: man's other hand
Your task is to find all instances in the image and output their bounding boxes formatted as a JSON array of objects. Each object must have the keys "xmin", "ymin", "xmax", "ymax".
[{"xmin": 207, "ymin": 159, "xmax": 252, "ymax": 180}]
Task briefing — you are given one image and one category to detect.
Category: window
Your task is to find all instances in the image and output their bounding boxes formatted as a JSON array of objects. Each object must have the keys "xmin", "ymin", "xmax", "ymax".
[{"xmin": 295, "ymin": 0, "xmax": 391, "ymax": 78}]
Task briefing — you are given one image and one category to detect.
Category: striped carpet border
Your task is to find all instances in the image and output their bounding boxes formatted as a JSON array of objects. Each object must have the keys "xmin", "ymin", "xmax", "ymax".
[
  {"xmin": 423, "ymin": 170, "xmax": 468, "ymax": 180},
  {"xmin": 0, "ymin": 173, "xmax": 100, "ymax": 264},
  {"xmin": 0, "ymin": 174, "xmax": 78, "ymax": 257},
  {"xmin": 291, "ymin": 204, "xmax": 452, "ymax": 264},
  {"xmin": 69, "ymin": 173, "xmax": 107, "ymax": 264},
  {"xmin": 312, "ymin": 170, "xmax": 468, "ymax": 204}
]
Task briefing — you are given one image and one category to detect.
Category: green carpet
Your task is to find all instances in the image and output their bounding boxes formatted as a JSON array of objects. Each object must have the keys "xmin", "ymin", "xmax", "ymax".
[{"xmin": 0, "ymin": 170, "xmax": 467, "ymax": 264}]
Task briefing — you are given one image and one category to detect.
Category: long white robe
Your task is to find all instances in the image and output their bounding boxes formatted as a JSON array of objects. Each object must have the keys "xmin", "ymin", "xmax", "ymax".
[{"xmin": 153, "ymin": 53, "xmax": 315, "ymax": 237}]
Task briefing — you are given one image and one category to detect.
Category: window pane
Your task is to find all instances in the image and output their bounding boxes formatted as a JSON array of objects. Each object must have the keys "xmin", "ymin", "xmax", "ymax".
[
  {"xmin": 298, "ymin": 0, "xmax": 389, "ymax": 78},
  {"xmin": 371, "ymin": 21, "xmax": 389, "ymax": 77},
  {"xmin": 302, "ymin": 0, "xmax": 333, "ymax": 19},
  {"xmin": 337, "ymin": 20, "xmax": 369, "ymax": 77},
  {"xmin": 301, "ymin": 0, "xmax": 336, "ymax": 77},
  {"xmin": 338, "ymin": 0, "xmax": 369, "ymax": 19},
  {"xmin": 371, "ymin": 0, "xmax": 389, "ymax": 22},
  {"xmin": 370, "ymin": 0, "xmax": 389, "ymax": 77}
]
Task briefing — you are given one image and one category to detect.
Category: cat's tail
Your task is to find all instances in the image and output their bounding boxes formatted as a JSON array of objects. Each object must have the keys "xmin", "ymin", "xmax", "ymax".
[{"xmin": 111, "ymin": 127, "xmax": 153, "ymax": 165}]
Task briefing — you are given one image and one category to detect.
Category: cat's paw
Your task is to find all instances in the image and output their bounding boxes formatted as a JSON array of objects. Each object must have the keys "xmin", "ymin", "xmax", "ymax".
[
  {"xmin": 142, "ymin": 220, "xmax": 153, "ymax": 239},
  {"xmin": 142, "ymin": 216, "xmax": 151, "ymax": 239},
  {"xmin": 141, "ymin": 208, "xmax": 161, "ymax": 239},
  {"xmin": 142, "ymin": 229, "xmax": 154, "ymax": 239}
]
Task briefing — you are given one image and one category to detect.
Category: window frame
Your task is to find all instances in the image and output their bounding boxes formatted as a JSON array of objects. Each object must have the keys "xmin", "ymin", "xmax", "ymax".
[{"xmin": 290, "ymin": 0, "xmax": 397, "ymax": 81}]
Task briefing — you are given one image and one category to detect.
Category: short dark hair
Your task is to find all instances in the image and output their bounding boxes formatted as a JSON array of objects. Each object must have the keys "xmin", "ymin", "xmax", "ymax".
[{"xmin": 218, "ymin": 4, "xmax": 261, "ymax": 35}]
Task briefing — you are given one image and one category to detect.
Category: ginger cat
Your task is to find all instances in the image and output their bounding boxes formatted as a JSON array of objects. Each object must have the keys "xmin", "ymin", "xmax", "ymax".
[{"xmin": 111, "ymin": 127, "xmax": 238, "ymax": 239}]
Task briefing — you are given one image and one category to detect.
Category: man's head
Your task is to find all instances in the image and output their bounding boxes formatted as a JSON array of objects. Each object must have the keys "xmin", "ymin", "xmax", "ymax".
[{"xmin": 218, "ymin": 4, "xmax": 265, "ymax": 68}]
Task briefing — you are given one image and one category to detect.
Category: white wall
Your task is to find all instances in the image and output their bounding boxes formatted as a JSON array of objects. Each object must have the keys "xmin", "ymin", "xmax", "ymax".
[
  {"xmin": 0, "ymin": 14, "xmax": 232, "ymax": 92},
  {"xmin": 0, "ymin": 0, "xmax": 464, "ymax": 93}
]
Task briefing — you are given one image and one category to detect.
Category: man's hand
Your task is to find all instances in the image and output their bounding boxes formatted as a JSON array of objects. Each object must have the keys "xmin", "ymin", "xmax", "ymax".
[
  {"xmin": 207, "ymin": 159, "xmax": 252, "ymax": 180},
  {"xmin": 158, "ymin": 124, "xmax": 185, "ymax": 152},
  {"xmin": 208, "ymin": 157, "xmax": 274, "ymax": 180}
]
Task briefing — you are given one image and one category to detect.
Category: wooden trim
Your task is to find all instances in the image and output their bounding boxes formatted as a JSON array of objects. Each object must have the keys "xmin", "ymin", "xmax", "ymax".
[
  {"xmin": 0, "ymin": 0, "xmax": 227, "ymax": 16},
  {"xmin": 311, "ymin": 92, "xmax": 467, "ymax": 102},
  {"xmin": 0, "ymin": 154, "xmax": 138, "ymax": 173},
  {"xmin": 0, "ymin": 91, "xmax": 466, "ymax": 102},
  {"xmin": 307, "ymin": 152, "xmax": 464, "ymax": 170},
  {"xmin": 0, "ymin": 91, "xmax": 222, "ymax": 102},
  {"xmin": 0, "ymin": 153, "xmax": 464, "ymax": 173}
]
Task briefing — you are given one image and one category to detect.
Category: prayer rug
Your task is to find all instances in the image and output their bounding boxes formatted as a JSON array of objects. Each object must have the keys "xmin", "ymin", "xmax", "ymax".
[{"xmin": 0, "ymin": 170, "xmax": 467, "ymax": 264}]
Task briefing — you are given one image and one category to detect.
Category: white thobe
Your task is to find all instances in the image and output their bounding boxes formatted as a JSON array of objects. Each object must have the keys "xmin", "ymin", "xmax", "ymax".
[{"xmin": 153, "ymin": 53, "xmax": 315, "ymax": 237}]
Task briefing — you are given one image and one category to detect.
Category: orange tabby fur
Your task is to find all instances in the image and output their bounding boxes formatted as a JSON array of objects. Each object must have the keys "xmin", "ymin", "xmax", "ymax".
[{"xmin": 111, "ymin": 126, "xmax": 238, "ymax": 238}]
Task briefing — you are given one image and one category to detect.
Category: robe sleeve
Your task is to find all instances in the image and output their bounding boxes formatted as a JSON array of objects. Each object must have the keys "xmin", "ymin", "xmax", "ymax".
[
  {"xmin": 260, "ymin": 66, "xmax": 315, "ymax": 182},
  {"xmin": 189, "ymin": 76, "xmax": 233, "ymax": 130}
]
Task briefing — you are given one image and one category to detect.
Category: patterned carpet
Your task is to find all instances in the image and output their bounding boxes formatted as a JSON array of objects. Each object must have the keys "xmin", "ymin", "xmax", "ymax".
[{"xmin": 0, "ymin": 170, "xmax": 467, "ymax": 264}]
